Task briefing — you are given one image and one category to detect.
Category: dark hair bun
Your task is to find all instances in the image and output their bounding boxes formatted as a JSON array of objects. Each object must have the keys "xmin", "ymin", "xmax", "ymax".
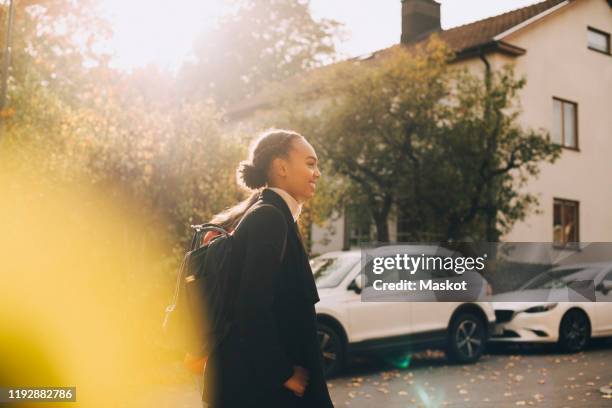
[{"xmin": 238, "ymin": 161, "xmax": 266, "ymax": 189}]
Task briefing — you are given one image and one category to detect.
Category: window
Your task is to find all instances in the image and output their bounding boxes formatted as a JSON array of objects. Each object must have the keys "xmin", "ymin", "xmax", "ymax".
[
  {"xmin": 553, "ymin": 198, "xmax": 579, "ymax": 246},
  {"xmin": 552, "ymin": 98, "xmax": 578, "ymax": 149},
  {"xmin": 310, "ymin": 255, "xmax": 359, "ymax": 288},
  {"xmin": 522, "ymin": 267, "xmax": 595, "ymax": 290},
  {"xmin": 587, "ymin": 26, "xmax": 610, "ymax": 55}
]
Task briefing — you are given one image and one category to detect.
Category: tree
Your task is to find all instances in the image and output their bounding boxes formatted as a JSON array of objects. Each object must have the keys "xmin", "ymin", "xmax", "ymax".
[
  {"xmin": 287, "ymin": 37, "xmax": 453, "ymax": 242},
  {"xmin": 285, "ymin": 35, "xmax": 560, "ymax": 242},
  {"xmin": 419, "ymin": 63, "xmax": 562, "ymax": 241},
  {"xmin": 0, "ymin": 0, "xmax": 111, "ymax": 104},
  {"xmin": 2, "ymin": 64, "xmax": 244, "ymax": 259},
  {"xmin": 177, "ymin": 0, "xmax": 343, "ymax": 107}
]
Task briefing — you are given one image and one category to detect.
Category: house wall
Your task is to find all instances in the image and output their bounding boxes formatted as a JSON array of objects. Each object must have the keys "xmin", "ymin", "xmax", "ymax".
[{"xmin": 487, "ymin": 0, "xmax": 612, "ymax": 242}]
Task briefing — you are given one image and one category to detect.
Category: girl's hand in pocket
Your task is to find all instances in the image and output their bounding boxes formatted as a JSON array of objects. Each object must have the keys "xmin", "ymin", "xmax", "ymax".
[{"xmin": 283, "ymin": 365, "xmax": 309, "ymax": 397}]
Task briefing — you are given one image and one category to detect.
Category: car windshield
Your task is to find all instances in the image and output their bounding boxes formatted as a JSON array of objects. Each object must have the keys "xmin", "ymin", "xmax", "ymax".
[
  {"xmin": 310, "ymin": 255, "xmax": 359, "ymax": 288},
  {"xmin": 520, "ymin": 267, "xmax": 600, "ymax": 290}
]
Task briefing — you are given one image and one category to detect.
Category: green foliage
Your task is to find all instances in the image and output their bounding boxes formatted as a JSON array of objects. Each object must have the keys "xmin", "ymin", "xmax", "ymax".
[
  {"xmin": 1, "ymin": 0, "xmax": 111, "ymax": 103},
  {"xmin": 178, "ymin": 0, "xmax": 344, "ymax": 107},
  {"xmin": 285, "ymin": 35, "xmax": 561, "ymax": 242},
  {"xmin": 427, "ymin": 64, "xmax": 562, "ymax": 241},
  {"xmin": 3, "ymin": 83, "xmax": 244, "ymax": 254},
  {"xmin": 0, "ymin": 3, "xmax": 248, "ymax": 258}
]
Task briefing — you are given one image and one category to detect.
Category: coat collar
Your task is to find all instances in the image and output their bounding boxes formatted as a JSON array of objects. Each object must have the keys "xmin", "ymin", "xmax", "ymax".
[
  {"xmin": 266, "ymin": 187, "xmax": 302, "ymax": 222},
  {"xmin": 259, "ymin": 187, "xmax": 297, "ymax": 226}
]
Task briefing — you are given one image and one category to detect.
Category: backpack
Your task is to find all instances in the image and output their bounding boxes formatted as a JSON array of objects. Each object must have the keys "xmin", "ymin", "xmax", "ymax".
[{"xmin": 161, "ymin": 203, "xmax": 286, "ymax": 359}]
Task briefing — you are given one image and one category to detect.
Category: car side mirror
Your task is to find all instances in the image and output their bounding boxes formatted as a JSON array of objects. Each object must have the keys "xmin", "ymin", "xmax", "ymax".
[
  {"xmin": 596, "ymin": 279, "xmax": 612, "ymax": 294},
  {"xmin": 348, "ymin": 275, "xmax": 365, "ymax": 294}
]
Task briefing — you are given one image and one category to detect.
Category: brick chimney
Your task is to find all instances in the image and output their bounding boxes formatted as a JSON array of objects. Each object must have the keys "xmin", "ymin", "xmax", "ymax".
[{"xmin": 400, "ymin": 0, "xmax": 441, "ymax": 44}]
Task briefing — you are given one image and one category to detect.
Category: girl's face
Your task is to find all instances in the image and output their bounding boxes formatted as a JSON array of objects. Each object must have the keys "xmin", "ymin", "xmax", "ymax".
[{"xmin": 273, "ymin": 137, "xmax": 321, "ymax": 203}]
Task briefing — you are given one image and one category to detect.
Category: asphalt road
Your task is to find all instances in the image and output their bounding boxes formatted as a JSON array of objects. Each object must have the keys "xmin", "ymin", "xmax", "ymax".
[
  {"xmin": 135, "ymin": 338, "xmax": 612, "ymax": 408},
  {"xmin": 327, "ymin": 339, "xmax": 612, "ymax": 408}
]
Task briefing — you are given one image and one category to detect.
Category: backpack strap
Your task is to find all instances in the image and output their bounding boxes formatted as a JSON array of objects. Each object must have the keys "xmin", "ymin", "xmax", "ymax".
[
  {"xmin": 162, "ymin": 252, "xmax": 189, "ymax": 330},
  {"xmin": 189, "ymin": 223, "xmax": 230, "ymax": 251}
]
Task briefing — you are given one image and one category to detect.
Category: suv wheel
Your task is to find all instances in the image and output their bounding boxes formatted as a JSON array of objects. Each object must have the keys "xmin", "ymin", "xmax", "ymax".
[
  {"xmin": 317, "ymin": 322, "xmax": 345, "ymax": 378},
  {"xmin": 447, "ymin": 312, "xmax": 486, "ymax": 364}
]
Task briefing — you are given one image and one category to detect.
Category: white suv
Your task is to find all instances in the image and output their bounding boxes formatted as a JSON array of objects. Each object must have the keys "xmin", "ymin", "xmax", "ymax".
[{"xmin": 311, "ymin": 247, "xmax": 496, "ymax": 377}]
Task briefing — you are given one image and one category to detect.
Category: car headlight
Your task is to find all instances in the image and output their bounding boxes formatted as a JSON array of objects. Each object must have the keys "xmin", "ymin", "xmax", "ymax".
[{"xmin": 523, "ymin": 303, "xmax": 558, "ymax": 314}]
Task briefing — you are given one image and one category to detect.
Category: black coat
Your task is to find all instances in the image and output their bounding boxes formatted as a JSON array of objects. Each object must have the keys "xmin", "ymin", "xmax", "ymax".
[{"xmin": 202, "ymin": 188, "xmax": 334, "ymax": 408}]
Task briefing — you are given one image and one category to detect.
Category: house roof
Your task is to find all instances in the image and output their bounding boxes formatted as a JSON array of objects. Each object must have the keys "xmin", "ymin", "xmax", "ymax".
[
  {"xmin": 424, "ymin": 0, "xmax": 569, "ymax": 55},
  {"xmin": 227, "ymin": 0, "xmax": 577, "ymax": 119}
]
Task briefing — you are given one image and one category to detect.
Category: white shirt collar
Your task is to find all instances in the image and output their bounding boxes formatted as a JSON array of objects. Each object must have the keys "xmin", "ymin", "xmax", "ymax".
[{"xmin": 266, "ymin": 187, "xmax": 303, "ymax": 222}]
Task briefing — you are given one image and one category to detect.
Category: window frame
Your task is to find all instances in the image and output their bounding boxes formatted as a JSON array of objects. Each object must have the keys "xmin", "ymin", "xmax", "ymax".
[
  {"xmin": 553, "ymin": 197, "xmax": 580, "ymax": 249},
  {"xmin": 552, "ymin": 97, "xmax": 579, "ymax": 150},
  {"xmin": 587, "ymin": 26, "xmax": 611, "ymax": 56}
]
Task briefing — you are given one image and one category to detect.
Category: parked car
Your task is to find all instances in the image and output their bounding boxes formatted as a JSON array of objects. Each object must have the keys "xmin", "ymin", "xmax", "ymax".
[
  {"xmin": 310, "ymin": 247, "xmax": 496, "ymax": 377},
  {"xmin": 489, "ymin": 262, "xmax": 612, "ymax": 352}
]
